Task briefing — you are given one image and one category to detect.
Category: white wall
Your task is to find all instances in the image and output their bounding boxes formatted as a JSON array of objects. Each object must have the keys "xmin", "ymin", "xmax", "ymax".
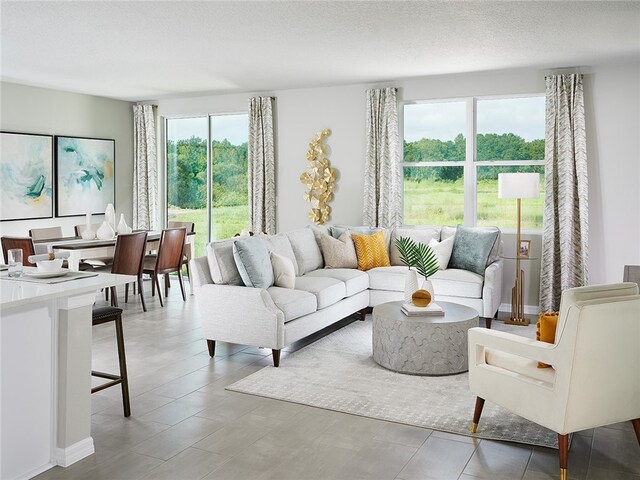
[
  {"xmin": 0, "ymin": 82, "xmax": 134, "ymax": 238},
  {"xmin": 159, "ymin": 61, "xmax": 640, "ymax": 309}
]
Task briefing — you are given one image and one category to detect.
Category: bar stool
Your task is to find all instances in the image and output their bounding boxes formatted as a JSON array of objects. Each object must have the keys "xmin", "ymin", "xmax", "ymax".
[{"xmin": 91, "ymin": 306, "xmax": 131, "ymax": 417}]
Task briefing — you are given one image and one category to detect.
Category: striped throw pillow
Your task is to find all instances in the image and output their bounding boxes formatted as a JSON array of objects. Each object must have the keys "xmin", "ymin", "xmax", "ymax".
[{"xmin": 351, "ymin": 230, "xmax": 391, "ymax": 271}]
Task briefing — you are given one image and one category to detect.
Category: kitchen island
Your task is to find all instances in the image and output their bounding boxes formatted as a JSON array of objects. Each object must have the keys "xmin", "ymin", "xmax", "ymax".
[{"xmin": 0, "ymin": 271, "xmax": 134, "ymax": 480}]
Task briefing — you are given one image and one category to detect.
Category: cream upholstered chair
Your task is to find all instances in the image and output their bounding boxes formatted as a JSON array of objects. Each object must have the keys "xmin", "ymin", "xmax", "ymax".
[{"xmin": 468, "ymin": 283, "xmax": 640, "ymax": 480}]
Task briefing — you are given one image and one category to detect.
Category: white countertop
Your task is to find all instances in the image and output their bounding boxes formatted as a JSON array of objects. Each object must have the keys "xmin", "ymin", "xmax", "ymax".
[{"xmin": 0, "ymin": 271, "xmax": 134, "ymax": 309}]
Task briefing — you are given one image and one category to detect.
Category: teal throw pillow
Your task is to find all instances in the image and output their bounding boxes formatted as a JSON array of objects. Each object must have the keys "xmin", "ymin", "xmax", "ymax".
[
  {"xmin": 448, "ymin": 225, "xmax": 499, "ymax": 276},
  {"xmin": 232, "ymin": 236, "xmax": 274, "ymax": 288}
]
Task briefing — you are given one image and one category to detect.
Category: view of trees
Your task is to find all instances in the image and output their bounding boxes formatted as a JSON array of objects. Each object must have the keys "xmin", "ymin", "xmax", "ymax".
[
  {"xmin": 403, "ymin": 132, "xmax": 544, "ymax": 181},
  {"xmin": 166, "ymin": 137, "xmax": 248, "ymax": 210}
]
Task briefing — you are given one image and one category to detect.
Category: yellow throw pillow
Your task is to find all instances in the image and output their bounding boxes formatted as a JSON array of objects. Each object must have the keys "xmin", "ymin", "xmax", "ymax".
[
  {"xmin": 351, "ymin": 230, "xmax": 391, "ymax": 271},
  {"xmin": 536, "ymin": 311, "xmax": 559, "ymax": 368}
]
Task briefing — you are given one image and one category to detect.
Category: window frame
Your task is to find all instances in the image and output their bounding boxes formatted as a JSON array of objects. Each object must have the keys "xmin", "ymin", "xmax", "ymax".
[
  {"xmin": 163, "ymin": 111, "xmax": 248, "ymax": 244},
  {"xmin": 401, "ymin": 93, "xmax": 545, "ymax": 233}
]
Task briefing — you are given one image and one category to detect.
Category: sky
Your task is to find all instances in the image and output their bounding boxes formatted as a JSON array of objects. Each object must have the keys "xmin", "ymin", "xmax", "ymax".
[
  {"xmin": 166, "ymin": 114, "xmax": 249, "ymax": 145},
  {"xmin": 404, "ymin": 96, "xmax": 545, "ymax": 142}
]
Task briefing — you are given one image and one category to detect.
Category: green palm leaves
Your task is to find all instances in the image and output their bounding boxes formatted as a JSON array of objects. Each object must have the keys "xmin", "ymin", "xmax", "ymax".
[{"xmin": 395, "ymin": 236, "xmax": 439, "ymax": 279}]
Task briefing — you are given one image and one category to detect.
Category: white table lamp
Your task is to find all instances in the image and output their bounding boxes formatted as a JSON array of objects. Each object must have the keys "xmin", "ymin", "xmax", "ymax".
[{"xmin": 498, "ymin": 172, "xmax": 540, "ymax": 325}]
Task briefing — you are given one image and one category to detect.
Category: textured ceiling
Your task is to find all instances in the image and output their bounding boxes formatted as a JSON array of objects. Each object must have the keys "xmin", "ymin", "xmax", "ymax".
[{"xmin": 1, "ymin": 1, "xmax": 639, "ymax": 101}]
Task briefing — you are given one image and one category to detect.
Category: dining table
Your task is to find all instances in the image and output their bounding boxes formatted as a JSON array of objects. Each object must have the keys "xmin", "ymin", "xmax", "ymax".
[{"xmin": 33, "ymin": 231, "xmax": 196, "ymax": 289}]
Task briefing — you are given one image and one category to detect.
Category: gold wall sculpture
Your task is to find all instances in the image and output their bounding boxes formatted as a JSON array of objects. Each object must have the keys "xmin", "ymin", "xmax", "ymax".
[{"xmin": 300, "ymin": 129, "xmax": 336, "ymax": 224}]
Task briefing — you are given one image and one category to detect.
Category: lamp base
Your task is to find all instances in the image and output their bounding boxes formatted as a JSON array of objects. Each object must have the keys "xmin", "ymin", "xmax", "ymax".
[
  {"xmin": 505, "ymin": 317, "xmax": 530, "ymax": 326},
  {"xmin": 507, "ymin": 268, "xmax": 529, "ymax": 326}
]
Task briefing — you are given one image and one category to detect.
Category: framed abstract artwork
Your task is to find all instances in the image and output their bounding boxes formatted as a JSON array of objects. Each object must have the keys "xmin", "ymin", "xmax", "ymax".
[
  {"xmin": 55, "ymin": 135, "xmax": 115, "ymax": 217},
  {"xmin": 0, "ymin": 131, "xmax": 54, "ymax": 221}
]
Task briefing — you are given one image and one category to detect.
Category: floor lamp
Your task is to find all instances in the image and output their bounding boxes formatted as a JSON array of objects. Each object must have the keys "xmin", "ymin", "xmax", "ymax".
[{"xmin": 498, "ymin": 172, "xmax": 540, "ymax": 326}]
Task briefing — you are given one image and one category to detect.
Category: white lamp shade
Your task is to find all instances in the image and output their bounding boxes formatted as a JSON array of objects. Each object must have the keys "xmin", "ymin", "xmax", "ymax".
[{"xmin": 498, "ymin": 173, "xmax": 540, "ymax": 199}]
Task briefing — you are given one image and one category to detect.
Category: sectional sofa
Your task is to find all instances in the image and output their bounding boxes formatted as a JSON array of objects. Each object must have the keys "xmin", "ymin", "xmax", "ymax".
[{"xmin": 190, "ymin": 224, "xmax": 502, "ymax": 366}]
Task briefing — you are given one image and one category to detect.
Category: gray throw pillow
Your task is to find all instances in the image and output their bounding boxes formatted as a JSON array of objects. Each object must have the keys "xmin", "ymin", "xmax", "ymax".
[
  {"xmin": 232, "ymin": 236, "xmax": 274, "ymax": 288},
  {"xmin": 448, "ymin": 225, "xmax": 499, "ymax": 276}
]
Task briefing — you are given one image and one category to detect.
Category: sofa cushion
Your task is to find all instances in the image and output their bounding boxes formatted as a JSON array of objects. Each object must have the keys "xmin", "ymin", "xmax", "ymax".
[
  {"xmin": 286, "ymin": 227, "xmax": 324, "ymax": 275},
  {"xmin": 442, "ymin": 225, "xmax": 501, "ymax": 265},
  {"xmin": 318, "ymin": 231, "xmax": 358, "ymax": 269},
  {"xmin": 206, "ymin": 238, "xmax": 243, "ymax": 285},
  {"xmin": 448, "ymin": 225, "xmax": 499, "ymax": 275},
  {"xmin": 428, "ymin": 236, "xmax": 455, "ymax": 270},
  {"xmin": 294, "ymin": 276, "xmax": 346, "ymax": 309},
  {"xmin": 352, "ymin": 230, "xmax": 391, "ymax": 271},
  {"xmin": 261, "ymin": 233, "xmax": 300, "ymax": 276},
  {"xmin": 485, "ymin": 348, "xmax": 556, "ymax": 384},
  {"xmin": 271, "ymin": 252, "xmax": 296, "ymax": 289},
  {"xmin": 430, "ymin": 268, "xmax": 484, "ymax": 298},
  {"xmin": 267, "ymin": 287, "xmax": 317, "ymax": 322},
  {"xmin": 232, "ymin": 236, "xmax": 274, "ymax": 288},
  {"xmin": 305, "ymin": 268, "xmax": 369, "ymax": 296},
  {"xmin": 367, "ymin": 265, "xmax": 423, "ymax": 292},
  {"xmin": 389, "ymin": 227, "xmax": 441, "ymax": 266}
]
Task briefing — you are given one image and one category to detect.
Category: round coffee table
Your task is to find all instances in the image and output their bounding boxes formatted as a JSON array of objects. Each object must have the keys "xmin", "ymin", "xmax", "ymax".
[{"xmin": 372, "ymin": 301, "xmax": 479, "ymax": 376}]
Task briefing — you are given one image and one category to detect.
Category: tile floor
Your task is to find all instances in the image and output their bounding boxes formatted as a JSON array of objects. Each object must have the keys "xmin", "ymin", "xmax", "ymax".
[{"xmin": 35, "ymin": 279, "xmax": 640, "ymax": 480}]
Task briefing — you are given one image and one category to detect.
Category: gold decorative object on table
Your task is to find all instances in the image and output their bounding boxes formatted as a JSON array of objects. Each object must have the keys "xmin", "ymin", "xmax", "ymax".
[
  {"xmin": 300, "ymin": 129, "xmax": 336, "ymax": 224},
  {"xmin": 411, "ymin": 289, "xmax": 432, "ymax": 307}
]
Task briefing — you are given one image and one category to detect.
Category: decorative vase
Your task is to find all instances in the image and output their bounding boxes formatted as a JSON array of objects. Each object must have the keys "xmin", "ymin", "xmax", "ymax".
[
  {"xmin": 421, "ymin": 278, "xmax": 435, "ymax": 299},
  {"xmin": 96, "ymin": 220, "xmax": 115, "ymax": 240},
  {"xmin": 404, "ymin": 269, "xmax": 419, "ymax": 304},
  {"xmin": 82, "ymin": 212, "xmax": 96, "ymax": 239},
  {"xmin": 117, "ymin": 214, "xmax": 131, "ymax": 234},
  {"xmin": 105, "ymin": 203, "xmax": 116, "ymax": 231}
]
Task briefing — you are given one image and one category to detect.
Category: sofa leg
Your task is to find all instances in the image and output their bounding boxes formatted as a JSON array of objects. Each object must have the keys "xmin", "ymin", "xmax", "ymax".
[
  {"xmin": 558, "ymin": 433, "xmax": 569, "ymax": 480},
  {"xmin": 471, "ymin": 396, "xmax": 485, "ymax": 433},
  {"xmin": 631, "ymin": 418, "xmax": 640, "ymax": 446},
  {"xmin": 358, "ymin": 308, "xmax": 368, "ymax": 321},
  {"xmin": 272, "ymin": 349, "xmax": 281, "ymax": 367},
  {"xmin": 483, "ymin": 317, "xmax": 492, "ymax": 329},
  {"xmin": 207, "ymin": 339, "xmax": 215, "ymax": 357}
]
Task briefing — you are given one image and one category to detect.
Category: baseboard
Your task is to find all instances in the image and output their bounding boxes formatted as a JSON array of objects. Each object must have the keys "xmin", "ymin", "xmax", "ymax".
[
  {"xmin": 14, "ymin": 462, "xmax": 56, "ymax": 480},
  {"xmin": 55, "ymin": 437, "xmax": 95, "ymax": 467},
  {"xmin": 499, "ymin": 303, "xmax": 540, "ymax": 316}
]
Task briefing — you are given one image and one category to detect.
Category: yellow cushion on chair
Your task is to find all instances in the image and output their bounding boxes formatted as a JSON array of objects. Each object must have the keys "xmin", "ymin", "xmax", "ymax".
[
  {"xmin": 536, "ymin": 311, "xmax": 559, "ymax": 368},
  {"xmin": 351, "ymin": 230, "xmax": 391, "ymax": 271}
]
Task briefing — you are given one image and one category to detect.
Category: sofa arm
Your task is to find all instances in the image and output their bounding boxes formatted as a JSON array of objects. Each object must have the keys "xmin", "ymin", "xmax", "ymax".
[
  {"xmin": 190, "ymin": 256, "xmax": 213, "ymax": 290},
  {"xmin": 195, "ymin": 283, "xmax": 286, "ymax": 349},
  {"xmin": 481, "ymin": 259, "xmax": 503, "ymax": 318}
]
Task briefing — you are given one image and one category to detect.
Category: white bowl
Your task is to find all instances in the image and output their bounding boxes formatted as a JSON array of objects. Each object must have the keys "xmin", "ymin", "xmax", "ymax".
[{"xmin": 36, "ymin": 258, "xmax": 64, "ymax": 272}]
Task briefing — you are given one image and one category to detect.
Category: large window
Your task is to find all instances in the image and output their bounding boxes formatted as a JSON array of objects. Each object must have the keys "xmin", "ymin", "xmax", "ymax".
[
  {"xmin": 166, "ymin": 114, "xmax": 249, "ymax": 256},
  {"xmin": 403, "ymin": 96, "xmax": 545, "ymax": 230}
]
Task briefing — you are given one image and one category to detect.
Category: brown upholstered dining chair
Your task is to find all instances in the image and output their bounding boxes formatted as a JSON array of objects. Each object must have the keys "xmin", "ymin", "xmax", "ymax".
[
  {"xmin": 94, "ymin": 232, "xmax": 148, "ymax": 312},
  {"xmin": 143, "ymin": 228, "xmax": 187, "ymax": 307},
  {"xmin": 168, "ymin": 221, "xmax": 194, "ymax": 287},
  {"xmin": 1, "ymin": 236, "xmax": 36, "ymax": 266}
]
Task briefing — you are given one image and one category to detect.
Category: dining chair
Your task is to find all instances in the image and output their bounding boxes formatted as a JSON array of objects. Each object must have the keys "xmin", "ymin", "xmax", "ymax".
[
  {"xmin": 168, "ymin": 221, "xmax": 194, "ymax": 288},
  {"xmin": 28, "ymin": 226, "xmax": 64, "ymax": 240},
  {"xmin": 143, "ymin": 228, "xmax": 187, "ymax": 307},
  {"xmin": 1, "ymin": 236, "xmax": 36, "ymax": 266}
]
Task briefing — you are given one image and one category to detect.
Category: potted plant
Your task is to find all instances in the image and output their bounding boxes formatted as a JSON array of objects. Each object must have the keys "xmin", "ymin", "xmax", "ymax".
[{"xmin": 395, "ymin": 236, "xmax": 439, "ymax": 303}]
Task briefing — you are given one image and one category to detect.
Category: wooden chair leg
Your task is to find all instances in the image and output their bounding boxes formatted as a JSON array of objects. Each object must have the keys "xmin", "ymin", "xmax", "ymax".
[
  {"xmin": 138, "ymin": 276, "xmax": 147, "ymax": 312},
  {"xmin": 125, "ymin": 283, "xmax": 129, "ymax": 303},
  {"xmin": 151, "ymin": 275, "xmax": 156, "ymax": 297},
  {"xmin": 110, "ymin": 286, "xmax": 118, "ymax": 307},
  {"xmin": 105, "ymin": 287, "xmax": 109, "ymax": 302},
  {"xmin": 114, "ymin": 314, "xmax": 130, "ymax": 417},
  {"xmin": 155, "ymin": 275, "xmax": 164, "ymax": 307},
  {"xmin": 272, "ymin": 349, "xmax": 281, "ymax": 367},
  {"xmin": 471, "ymin": 396, "xmax": 485, "ymax": 433},
  {"xmin": 185, "ymin": 262, "xmax": 191, "ymax": 292},
  {"xmin": 631, "ymin": 418, "xmax": 640, "ymax": 446},
  {"xmin": 558, "ymin": 433, "xmax": 569, "ymax": 480},
  {"xmin": 177, "ymin": 271, "xmax": 186, "ymax": 301},
  {"xmin": 165, "ymin": 273, "xmax": 170, "ymax": 297},
  {"xmin": 207, "ymin": 339, "xmax": 215, "ymax": 357}
]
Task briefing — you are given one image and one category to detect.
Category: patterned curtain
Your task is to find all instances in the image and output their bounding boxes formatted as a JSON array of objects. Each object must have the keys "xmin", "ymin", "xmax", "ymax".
[
  {"xmin": 539, "ymin": 74, "xmax": 589, "ymax": 311},
  {"xmin": 248, "ymin": 97, "xmax": 276, "ymax": 235},
  {"xmin": 363, "ymin": 87, "xmax": 402, "ymax": 228},
  {"xmin": 132, "ymin": 104, "xmax": 158, "ymax": 230}
]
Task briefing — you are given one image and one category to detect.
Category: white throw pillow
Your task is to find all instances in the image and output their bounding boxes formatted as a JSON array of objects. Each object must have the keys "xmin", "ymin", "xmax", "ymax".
[
  {"xmin": 271, "ymin": 252, "xmax": 296, "ymax": 289},
  {"xmin": 428, "ymin": 235, "xmax": 455, "ymax": 270}
]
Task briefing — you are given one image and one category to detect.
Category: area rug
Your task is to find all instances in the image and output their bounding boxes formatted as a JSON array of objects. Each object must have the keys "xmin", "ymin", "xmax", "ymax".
[{"xmin": 227, "ymin": 318, "xmax": 559, "ymax": 449}]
